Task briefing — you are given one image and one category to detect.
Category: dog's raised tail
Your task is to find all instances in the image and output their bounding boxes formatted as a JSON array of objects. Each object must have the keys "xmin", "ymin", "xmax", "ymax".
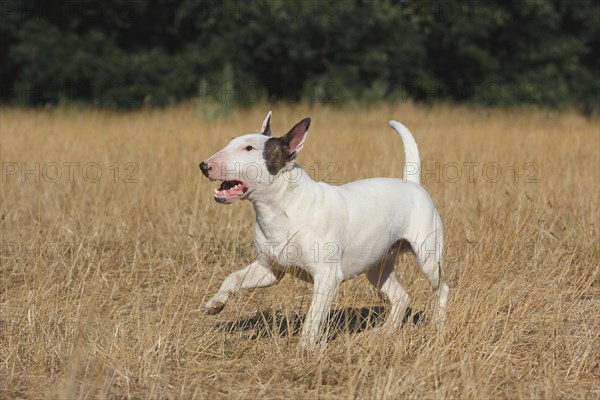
[{"xmin": 388, "ymin": 120, "xmax": 421, "ymax": 185}]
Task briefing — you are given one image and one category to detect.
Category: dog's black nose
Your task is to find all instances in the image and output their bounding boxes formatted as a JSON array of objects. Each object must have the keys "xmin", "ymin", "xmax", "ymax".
[{"xmin": 199, "ymin": 161, "xmax": 211, "ymax": 177}]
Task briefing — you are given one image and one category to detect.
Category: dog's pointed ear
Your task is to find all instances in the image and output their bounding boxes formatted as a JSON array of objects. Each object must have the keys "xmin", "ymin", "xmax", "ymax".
[
  {"xmin": 282, "ymin": 117, "xmax": 310, "ymax": 155},
  {"xmin": 260, "ymin": 111, "xmax": 272, "ymax": 137}
]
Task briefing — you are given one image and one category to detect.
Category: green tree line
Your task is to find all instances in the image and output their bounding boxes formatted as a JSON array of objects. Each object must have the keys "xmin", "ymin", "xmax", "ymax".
[{"xmin": 1, "ymin": 0, "xmax": 598, "ymax": 113}]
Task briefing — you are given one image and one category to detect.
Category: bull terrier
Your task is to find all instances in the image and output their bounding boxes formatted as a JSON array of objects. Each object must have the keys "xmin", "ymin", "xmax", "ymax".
[{"xmin": 199, "ymin": 112, "xmax": 449, "ymax": 348}]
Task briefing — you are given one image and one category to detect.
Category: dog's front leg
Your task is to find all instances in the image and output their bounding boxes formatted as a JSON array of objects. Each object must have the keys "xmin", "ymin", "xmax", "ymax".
[
  {"xmin": 299, "ymin": 268, "xmax": 342, "ymax": 349},
  {"xmin": 203, "ymin": 261, "xmax": 283, "ymax": 315}
]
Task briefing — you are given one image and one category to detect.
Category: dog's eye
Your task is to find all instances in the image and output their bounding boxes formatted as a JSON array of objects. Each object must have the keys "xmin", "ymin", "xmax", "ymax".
[{"xmin": 245, "ymin": 145, "xmax": 255, "ymax": 151}]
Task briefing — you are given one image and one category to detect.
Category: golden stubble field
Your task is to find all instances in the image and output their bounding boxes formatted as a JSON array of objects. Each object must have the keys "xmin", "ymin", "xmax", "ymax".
[{"xmin": 0, "ymin": 103, "xmax": 598, "ymax": 399}]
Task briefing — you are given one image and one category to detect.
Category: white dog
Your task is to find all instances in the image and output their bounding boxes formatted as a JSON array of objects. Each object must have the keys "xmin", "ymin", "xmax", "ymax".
[{"xmin": 199, "ymin": 112, "xmax": 449, "ymax": 348}]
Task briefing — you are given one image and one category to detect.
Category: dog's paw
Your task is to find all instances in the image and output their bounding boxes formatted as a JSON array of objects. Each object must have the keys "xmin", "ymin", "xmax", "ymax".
[{"xmin": 204, "ymin": 300, "xmax": 226, "ymax": 315}]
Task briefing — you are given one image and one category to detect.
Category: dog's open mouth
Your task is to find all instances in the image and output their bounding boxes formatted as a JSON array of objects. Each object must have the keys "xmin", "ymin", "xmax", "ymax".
[{"xmin": 214, "ymin": 180, "xmax": 248, "ymax": 203}]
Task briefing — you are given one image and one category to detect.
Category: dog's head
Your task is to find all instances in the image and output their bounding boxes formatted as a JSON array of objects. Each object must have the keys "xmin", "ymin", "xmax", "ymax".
[{"xmin": 199, "ymin": 111, "xmax": 310, "ymax": 204}]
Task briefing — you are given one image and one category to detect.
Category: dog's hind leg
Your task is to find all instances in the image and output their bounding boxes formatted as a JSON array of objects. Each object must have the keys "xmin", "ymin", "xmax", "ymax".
[
  {"xmin": 203, "ymin": 261, "xmax": 284, "ymax": 315},
  {"xmin": 367, "ymin": 241, "xmax": 411, "ymax": 330},
  {"xmin": 411, "ymin": 223, "xmax": 449, "ymax": 325}
]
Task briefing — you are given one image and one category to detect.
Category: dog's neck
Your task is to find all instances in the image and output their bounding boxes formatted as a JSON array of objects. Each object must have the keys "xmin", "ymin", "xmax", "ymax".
[{"xmin": 250, "ymin": 164, "xmax": 319, "ymax": 240}]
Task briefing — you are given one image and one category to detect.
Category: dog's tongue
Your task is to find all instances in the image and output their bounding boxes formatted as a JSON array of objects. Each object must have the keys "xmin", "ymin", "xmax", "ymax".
[{"xmin": 214, "ymin": 181, "xmax": 246, "ymax": 203}]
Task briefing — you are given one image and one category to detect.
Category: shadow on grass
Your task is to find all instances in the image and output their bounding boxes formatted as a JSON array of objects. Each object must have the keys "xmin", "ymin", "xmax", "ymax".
[{"xmin": 215, "ymin": 306, "xmax": 423, "ymax": 339}]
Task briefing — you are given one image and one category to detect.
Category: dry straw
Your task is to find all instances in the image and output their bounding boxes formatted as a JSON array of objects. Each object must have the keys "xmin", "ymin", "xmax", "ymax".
[{"xmin": 1, "ymin": 103, "xmax": 598, "ymax": 399}]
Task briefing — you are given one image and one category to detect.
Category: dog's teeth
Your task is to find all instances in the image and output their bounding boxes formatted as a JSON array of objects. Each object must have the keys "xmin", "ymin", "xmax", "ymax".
[{"xmin": 214, "ymin": 188, "xmax": 219, "ymax": 194}]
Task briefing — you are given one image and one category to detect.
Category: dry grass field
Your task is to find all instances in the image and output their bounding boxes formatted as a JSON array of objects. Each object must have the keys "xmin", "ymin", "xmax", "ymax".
[{"xmin": 1, "ymin": 103, "xmax": 599, "ymax": 399}]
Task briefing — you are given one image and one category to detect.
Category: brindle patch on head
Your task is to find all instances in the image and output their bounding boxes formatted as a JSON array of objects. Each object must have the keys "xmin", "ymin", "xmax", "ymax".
[
  {"xmin": 263, "ymin": 137, "xmax": 292, "ymax": 175},
  {"xmin": 262, "ymin": 117, "xmax": 310, "ymax": 175}
]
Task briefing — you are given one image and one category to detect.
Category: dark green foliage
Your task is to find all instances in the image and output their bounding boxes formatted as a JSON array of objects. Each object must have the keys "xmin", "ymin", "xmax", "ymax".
[{"xmin": 1, "ymin": 0, "xmax": 598, "ymax": 113}]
